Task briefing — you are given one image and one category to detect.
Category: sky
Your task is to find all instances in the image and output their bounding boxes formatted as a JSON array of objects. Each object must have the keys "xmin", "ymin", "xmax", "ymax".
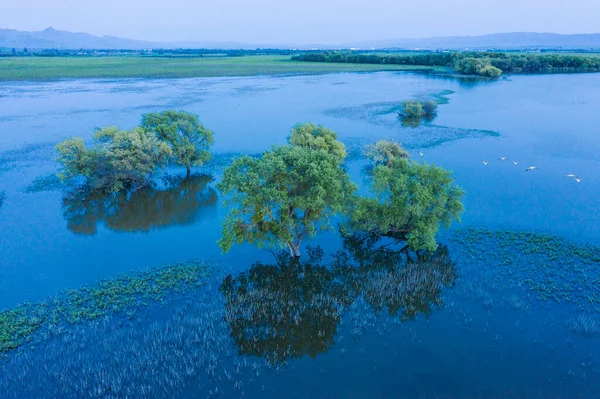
[{"xmin": 1, "ymin": 0, "xmax": 599, "ymax": 45}]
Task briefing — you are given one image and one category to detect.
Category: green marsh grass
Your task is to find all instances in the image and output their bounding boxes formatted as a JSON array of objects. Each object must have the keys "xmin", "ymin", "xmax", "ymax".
[{"xmin": 0, "ymin": 55, "xmax": 445, "ymax": 81}]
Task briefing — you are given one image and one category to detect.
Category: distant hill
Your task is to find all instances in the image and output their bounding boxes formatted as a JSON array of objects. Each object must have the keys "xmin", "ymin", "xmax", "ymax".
[
  {"xmin": 349, "ymin": 32, "xmax": 600, "ymax": 50},
  {"xmin": 0, "ymin": 27, "xmax": 260, "ymax": 50},
  {"xmin": 1, "ymin": 28, "xmax": 600, "ymax": 50}
]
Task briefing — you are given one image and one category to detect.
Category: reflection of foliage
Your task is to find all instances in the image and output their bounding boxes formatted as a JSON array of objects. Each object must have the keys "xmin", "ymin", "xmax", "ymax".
[
  {"xmin": 62, "ymin": 174, "xmax": 217, "ymax": 235},
  {"xmin": 221, "ymin": 238, "xmax": 456, "ymax": 364},
  {"xmin": 0, "ymin": 260, "xmax": 211, "ymax": 354},
  {"xmin": 334, "ymin": 234, "xmax": 456, "ymax": 319},
  {"xmin": 220, "ymin": 247, "xmax": 351, "ymax": 364}
]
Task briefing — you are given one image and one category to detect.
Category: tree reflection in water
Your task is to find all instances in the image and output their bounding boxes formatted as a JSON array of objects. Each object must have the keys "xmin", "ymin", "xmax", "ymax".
[
  {"xmin": 62, "ymin": 174, "xmax": 217, "ymax": 235},
  {"xmin": 221, "ymin": 235, "xmax": 456, "ymax": 364}
]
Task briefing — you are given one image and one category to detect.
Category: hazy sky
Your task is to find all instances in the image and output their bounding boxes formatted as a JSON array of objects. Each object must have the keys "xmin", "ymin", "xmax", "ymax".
[{"xmin": 2, "ymin": 0, "xmax": 599, "ymax": 44}]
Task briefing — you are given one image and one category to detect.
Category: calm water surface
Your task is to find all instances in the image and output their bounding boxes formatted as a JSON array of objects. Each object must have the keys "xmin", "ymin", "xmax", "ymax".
[{"xmin": 0, "ymin": 72, "xmax": 599, "ymax": 398}]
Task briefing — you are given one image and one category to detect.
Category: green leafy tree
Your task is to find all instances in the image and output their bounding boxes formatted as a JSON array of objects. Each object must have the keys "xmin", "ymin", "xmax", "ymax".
[
  {"xmin": 478, "ymin": 64, "xmax": 502, "ymax": 78},
  {"xmin": 288, "ymin": 123, "xmax": 347, "ymax": 162},
  {"xmin": 218, "ymin": 145, "xmax": 357, "ymax": 257},
  {"xmin": 363, "ymin": 140, "xmax": 409, "ymax": 166},
  {"xmin": 400, "ymin": 101, "xmax": 423, "ymax": 118},
  {"xmin": 347, "ymin": 158, "xmax": 464, "ymax": 252},
  {"xmin": 56, "ymin": 126, "xmax": 172, "ymax": 193},
  {"xmin": 141, "ymin": 110, "xmax": 214, "ymax": 177}
]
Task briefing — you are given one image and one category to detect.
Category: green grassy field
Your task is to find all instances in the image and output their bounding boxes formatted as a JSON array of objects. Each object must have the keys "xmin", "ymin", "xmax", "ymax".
[{"xmin": 0, "ymin": 55, "xmax": 446, "ymax": 81}]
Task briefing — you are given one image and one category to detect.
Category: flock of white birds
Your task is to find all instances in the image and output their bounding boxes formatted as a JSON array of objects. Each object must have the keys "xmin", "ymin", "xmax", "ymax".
[
  {"xmin": 416, "ymin": 152, "xmax": 584, "ymax": 183},
  {"xmin": 480, "ymin": 157, "xmax": 584, "ymax": 183}
]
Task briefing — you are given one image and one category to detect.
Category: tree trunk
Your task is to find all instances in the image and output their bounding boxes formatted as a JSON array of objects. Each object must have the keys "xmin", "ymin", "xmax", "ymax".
[
  {"xmin": 287, "ymin": 243, "xmax": 295, "ymax": 258},
  {"xmin": 289, "ymin": 242, "xmax": 301, "ymax": 258},
  {"xmin": 185, "ymin": 164, "xmax": 191, "ymax": 179}
]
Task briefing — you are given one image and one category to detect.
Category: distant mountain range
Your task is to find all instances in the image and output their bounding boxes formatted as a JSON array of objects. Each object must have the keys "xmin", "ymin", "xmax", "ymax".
[{"xmin": 2, "ymin": 27, "xmax": 600, "ymax": 50}]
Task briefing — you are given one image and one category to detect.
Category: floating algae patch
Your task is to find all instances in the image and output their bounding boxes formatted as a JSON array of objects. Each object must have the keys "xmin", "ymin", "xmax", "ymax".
[
  {"xmin": 415, "ymin": 89, "xmax": 456, "ymax": 105},
  {"xmin": 450, "ymin": 228, "xmax": 600, "ymax": 311},
  {"xmin": 22, "ymin": 173, "xmax": 65, "ymax": 193},
  {"xmin": 324, "ymin": 101, "xmax": 401, "ymax": 123},
  {"xmin": 0, "ymin": 142, "xmax": 56, "ymax": 176},
  {"xmin": 324, "ymin": 99, "xmax": 499, "ymax": 150},
  {"xmin": 0, "ymin": 260, "xmax": 211, "ymax": 354}
]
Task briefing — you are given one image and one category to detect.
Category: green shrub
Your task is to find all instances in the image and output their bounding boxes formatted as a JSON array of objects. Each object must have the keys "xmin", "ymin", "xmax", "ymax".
[{"xmin": 56, "ymin": 126, "xmax": 172, "ymax": 193}]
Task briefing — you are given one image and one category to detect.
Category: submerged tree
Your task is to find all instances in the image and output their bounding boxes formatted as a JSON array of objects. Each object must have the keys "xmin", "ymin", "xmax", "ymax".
[
  {"xmin": 288, "ymin": 123, "xmax": 347, "ymax": 162},
  {"xmin": 347, "ymin": 158, "xmax": 464, "ymax": 252},
  {"xmin": 141, "ymin": 110, "xmax": 214, "ymax": 177},
  {"xmin": 56, "ymin": 126, "xmax": 172, "ymax": 193},
  {"xmin": 218, "ymin": 145, "xmax": 356, "ymax": 257}
]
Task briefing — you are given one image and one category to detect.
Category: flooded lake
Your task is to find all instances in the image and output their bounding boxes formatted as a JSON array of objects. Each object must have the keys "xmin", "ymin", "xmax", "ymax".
[{"xmin": 0, "ymin": 72, "xmax": 599, "ymax": 398}]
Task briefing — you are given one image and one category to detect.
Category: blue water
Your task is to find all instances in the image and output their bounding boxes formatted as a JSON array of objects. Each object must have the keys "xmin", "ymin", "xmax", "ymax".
[{"xmin": 0, "ymin": 72, "xmax": 599, "ymax": 398}]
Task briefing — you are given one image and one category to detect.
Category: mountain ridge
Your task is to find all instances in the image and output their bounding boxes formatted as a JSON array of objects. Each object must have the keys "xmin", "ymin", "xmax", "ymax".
[{"xmin": 1, "ymin": 27, "xmax": 600, "ymax": 50}]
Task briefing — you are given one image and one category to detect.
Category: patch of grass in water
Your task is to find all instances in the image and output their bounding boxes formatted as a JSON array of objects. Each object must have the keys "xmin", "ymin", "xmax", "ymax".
[
  {"xmin": 416, "ymin": 89, "xmax": 456, "ymax": 105},
  {"xmin": 22, "ymin": 174, "xmax": 65, "ymax": 193},
  {"xmin": 0, "ymin": 260, "xmax": 211, "ymax": 354},
  {"xmin": 451, "ymin": 228, "xmax": 600, "ymax": 310}
]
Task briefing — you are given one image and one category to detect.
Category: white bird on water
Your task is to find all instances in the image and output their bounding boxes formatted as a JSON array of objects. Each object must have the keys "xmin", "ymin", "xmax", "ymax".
[
  {"xmin": 513, "ymin": 161, "xmax": 520, "ymax": 165},
  {"xmin": 481, "ymin": 160, "xmax": 490, "ymax": 166},
  {"xmin": 565, "ymin": 174, "xmax": 576, "ymax": 178},
  {"xmin": 418, "ymin": 151, "xmax": 424, "ymax": 156},
  {"xmin": 499, "ymin": 157, "xmax": 508, "ymax": 161},
  {"xmin": 525, "ymin": 166, "xmax": 537, "ymax": 172},
  {"xmin": 574, "ymin": 176, "xmax": 584, "ymax": 183}
]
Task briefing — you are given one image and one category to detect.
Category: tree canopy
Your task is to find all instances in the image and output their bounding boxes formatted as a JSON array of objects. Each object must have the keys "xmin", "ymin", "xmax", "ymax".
[
  {"xmin": 56, "ymin": 126, "xmax": 172, "ymax": 193},
  {"xmin": 141, "ymin": 110, "xmax": 214, "ymax": 177},
  {"xmin": 218, "ymin": 145, "xmax": 356, "ymax": 257},
  {"xmin": 347, "ymin": 158, "xmax": 464, "ymax": 252},
  {"xmin": 363, "ymin": 140, "xmax": 409, "ymax": 167},
  {"xmin": 288, "ymin": 123, "xmax": 347, "ymax": 162}
]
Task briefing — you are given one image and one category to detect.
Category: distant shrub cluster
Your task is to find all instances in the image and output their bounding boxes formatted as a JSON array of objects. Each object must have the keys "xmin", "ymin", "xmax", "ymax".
[
  {"xmin": 399, "ymin": 100, "xmax": 438, "ymax": 118},
  {"xmin": 292, "ymin": 51, "xmax": 600, "ymax": 77}
]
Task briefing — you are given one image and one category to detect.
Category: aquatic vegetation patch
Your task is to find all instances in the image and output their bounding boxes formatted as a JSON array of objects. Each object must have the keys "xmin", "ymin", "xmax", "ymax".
[
  {"xmin": 415, "ymin": 89, "xmax": 456, "ymax": 105},
  {"xmin": 451, "ymin": 228, "xmax": 600, "ymax": 310},
  {"xmin": 22, "ymin": 173, "xmax": 65, "ymax": 193},
  {"xmin": 0, "ymin": 260, "xmax": 211, "ymax": 354},
  {"xmin": 0, "ymin": 142, "xmax": 56, "ymax": 175},
  {"xmin": 0, "ymin": 304, "xmax": 48, "ymax": 353}
]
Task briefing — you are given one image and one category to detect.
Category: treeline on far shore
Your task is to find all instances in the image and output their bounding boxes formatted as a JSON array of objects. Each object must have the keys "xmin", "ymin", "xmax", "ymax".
[
  {"xmin": 291, "ymin": 51, "xmax": 600, "ymax": 77},
  {"xmin": 0, "ymin": 48, "xmax": 300, "ymax": 57}
]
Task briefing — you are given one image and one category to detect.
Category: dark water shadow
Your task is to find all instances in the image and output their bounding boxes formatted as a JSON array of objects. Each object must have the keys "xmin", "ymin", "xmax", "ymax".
[
  {"xmin": 220, "ymin": 236, "xmax": 456, "ymax": 364},
  {"xmin": 62, "ymin": 174, "xmax": 217, "ymax": 235}
]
